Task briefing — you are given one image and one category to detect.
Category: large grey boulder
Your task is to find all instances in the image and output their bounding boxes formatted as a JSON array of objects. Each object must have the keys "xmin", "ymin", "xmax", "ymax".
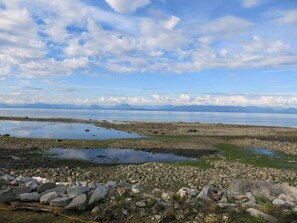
[
  {"xmin": 89, "ymin": 185, "xmax": 108, "ymax": 205},
  {"xmin": 65, "ymin": 194, "xmax": 87, "ymax": 210},
  {"xmin": 41, "ymin": 185, "xmax": 67, "ymax": 196},
  {"xmin": 0, "ymin": 187, "xmax": 31, "ymax": 202},
  {"xmin": 197, "ymin": 186, "xmax": 212, "ymax": 201},
  {"xmin": 40, "ymin": 192, "xmax": 59, "ymax": 204},
  {"xmin": 37, "ymin": 182, "xmax": 56, "ymax": 193},
  {"xmin": 67, "ymin": 186, "xmax": 89, "ymax": 198},
  {"xmin": 246, "ymin": 208, "xmax": 277, "ymax": 223},
  {"xmin": 50, "ymin": 197, "xmax": 72, "ymax": 207},
  {"xmin": 18, "ymin": 192, "xmax": 40, "ymax": 202},
  {"xmin": 228, "ymin": 179, "xmax": 297, "ymax": 203}
]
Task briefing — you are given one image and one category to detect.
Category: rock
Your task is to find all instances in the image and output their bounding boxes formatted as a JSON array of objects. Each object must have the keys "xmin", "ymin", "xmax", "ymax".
[
  {"xmin": 11, "ymin": 155, "xmax": 21, "ymax": 161},
  {"xmin": 25, "ymin": 181, "xmax": 39, "ymax": 191},
  {"xmin": 135, "ymin": 200, "xmax": 146, "ymax": 208},
  {"xmin": 37, "ymin": 182, "xmax": 56, "ymax": 193},
  {"xmin": 18, "ymin": 192, "xmax": 40, "ymax": 202},
  {"xmin": 1, "ymin": 174, "xmax": 15, "ymax": 183},
  {"xmin": 89, "ymin": 185, "xmax": 108, "ymax": 205},
  {"xmin": 91, "ymin": 206, "xmax": 101, "ymax": 215},
  {"xmin": 161, "ymin": 192, "xmax": 171, "ymax": 202},
  {"xmin": 106, "ymin": 181, "xmax": 117, "ymax": 189},
  {"xmin": 88, "ymin": 181, "xmax": 98, "ymax": 189},
  {"xmin": 246, "ymin": 208, "xmax": 277, "ymax": 223},
  {"xmin": 40, "ymin": 192, "xmax": 59, "ymax": 204},
  {"xmin": 177, "ymin": 187, "xmax": 188, "ymax": 199},
  {"xmin": 0, "ymin": 189, "xmax": 16, "ymax": 202},
  {"xmin": 197, "ymin": 186, "xmax": 212, "ymax": 201},
  {"xmin": 116, "ymin": 187, "xmax": 127, "ymax": 196},
  {"xmin": 67, "ymin": 186, "xmax": 89, "ymax": 198},
  {"xmin": 242, "ymin": 200, "xmax": 258, "ymax": 208},
  {"xmin": 42, "ymin": 185, "xmax": 67, "ymax": 195},
  {"xmin": 272, "ymin": 198, "xmax": 285, "ymax": 206},
  {"xmin": 0, "ymin": 187, "xmax": 31, "ymax": 202},
  {"xmin": 132, "ymin": 188, "xmax": 140, "ymax": 194},
  {"xmin": 121, "ymin": 208, "xmax": 128, "ymax": 215},
  {"xmin": 32, "ymin": 177, "xmax": 49, "ymax": 184},
  {"xmin": 50, "ymin": 197, "xmax": 72, "ymax": 207},
  {"xmin": 65, "ymin": 194, "xmax": 87, "ymax": 210}
]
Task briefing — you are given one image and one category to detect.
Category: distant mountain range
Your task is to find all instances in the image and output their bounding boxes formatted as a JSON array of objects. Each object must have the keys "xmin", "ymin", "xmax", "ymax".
[{"xmin": 1, "ymin": 103, "xmax": 297, "ymax": 114}]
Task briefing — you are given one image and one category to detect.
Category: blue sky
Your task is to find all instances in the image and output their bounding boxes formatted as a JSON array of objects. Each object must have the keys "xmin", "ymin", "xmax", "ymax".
[{"xmin": 0, "ymin": 0, "xmax": 297, "ymax": 107}]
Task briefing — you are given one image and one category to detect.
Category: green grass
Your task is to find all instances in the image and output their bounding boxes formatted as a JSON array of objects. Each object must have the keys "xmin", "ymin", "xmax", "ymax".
[
  {"xmin": 170, "ymin": 158, "xmax": 211, "ymax": 169},
  {"xmin": 214, "ymin": 143, "xmax": 297, "ymax": 170}
]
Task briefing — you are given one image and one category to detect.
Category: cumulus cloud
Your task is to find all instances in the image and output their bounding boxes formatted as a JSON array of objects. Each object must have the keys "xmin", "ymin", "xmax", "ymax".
[{"xmin": 105, "ymin": 0, "xmax": 151, "ymax": 13}]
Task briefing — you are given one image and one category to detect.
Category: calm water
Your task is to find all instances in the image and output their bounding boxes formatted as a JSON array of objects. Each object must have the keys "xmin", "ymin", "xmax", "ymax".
[
  {"xmin": 0, "ymin": 120, "xmax": 141, "ymax": 140},
  {"xmin": 47, "ymin": 148, "xmax": 196, "ymax": 164},
  {"xmin": 247, "ymin": 147, "xmax": 275, "ymax": 156},
  {"xmin": 0, "ymin": 108, "xmax": 297, "ymax": 127}
]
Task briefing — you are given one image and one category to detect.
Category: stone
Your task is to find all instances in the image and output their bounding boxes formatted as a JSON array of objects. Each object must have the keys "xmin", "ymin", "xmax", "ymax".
[
  {"xmin": 161, "ymin": 192, "xmax": 171, "ymax": 202},
  {"xmin": 67, "ymin": 186, "xmax": 89, "ymax": 198},
  {"xmin": 18, "ymin": 192, "xmax": 40, "ymax": 202},
  {"xmin": 32, "ymin": 177, "xmax": 49, "ymax": 184},
  {"xmin": 37, "ymin": 182, "xmax": 56, "ymax": 193},
  {"xmin": 246, "ymin": 208, "xmax": 277, "ymax": 223},
  {"xmin": 197, "ymin": 186, "xmax": 211, "ymax": 201},
  {"xmin": 50, "ymin": 197, "xmax": 72, "ymax": 207},
  {"xmin": 89, "ymin": 185, "xmax": 108, "ymax": 205},
  {"xmin": 1, "ymin": 174, "xmax": 15, "ymax": 183},
  {"xmin": 0, "ymin": 187, "xmax": 31, "ymax": 202},
  {"xmin": 42, "ymin": 185, "xmax": 67, "ymax": 195},
  {"xmin": 272, "ymin": 198, "xmax": 285, "ymax": 206},
  {"xmin": 25, "ymin": 181, "xmax": 39, "ymax": 191},
  {"xmin": 177, "ymin": 187, "xmax": 188, "ymax": 199},
  {"xmin": 91, "ymin": 206, "xmax": 101, "ymax": 215},
  {"xmin": 88, "ymin": 181, "xmax": 98, "ymax": 189},
  {"xmin": 116, "ymin": 187, "xmax": 127, "ymax": 196},
  {"xmin": 135, "ymin": 201, "xmax": 146, "ymax": 208},
  {"xmin": 40, "ymin": 192, "xmax": 59, "ymax": 204},
  {"xmin": 121, "ymin": 208, "xmax": 128, "ymax": 215},
  {"xmin": 242, "ymin": 200, "xmax": 258, "ymax": 208},
  {"xmin": 106, "ymin": 181, "xmax": 117, "ymax": 189},
  {"xmin": 65, "ymin": 194, "xmax": 87, "ymax": 210}
]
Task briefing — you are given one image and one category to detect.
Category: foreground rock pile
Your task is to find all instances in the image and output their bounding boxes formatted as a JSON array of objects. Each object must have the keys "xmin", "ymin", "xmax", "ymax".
[{"xmin": 1, "ymin": 173, "xmax": 297, "ymax": 223}]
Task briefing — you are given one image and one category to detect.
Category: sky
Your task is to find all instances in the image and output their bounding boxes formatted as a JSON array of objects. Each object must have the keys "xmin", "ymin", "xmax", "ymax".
[{"xmin": 0, "ymin": 0, "xmax": 297, "ymax": 107}]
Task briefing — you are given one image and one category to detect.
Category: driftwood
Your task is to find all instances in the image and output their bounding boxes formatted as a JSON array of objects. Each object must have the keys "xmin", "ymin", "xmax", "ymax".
[{"xmin": 0, "ymin": 202, "xmax": 99, "ymax": 223}]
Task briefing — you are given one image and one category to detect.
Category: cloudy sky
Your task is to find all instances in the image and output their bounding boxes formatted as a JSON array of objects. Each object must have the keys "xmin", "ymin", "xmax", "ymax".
[{"xmin": 1, "ymin": 0, "xmax": 297, "ymax": 107}]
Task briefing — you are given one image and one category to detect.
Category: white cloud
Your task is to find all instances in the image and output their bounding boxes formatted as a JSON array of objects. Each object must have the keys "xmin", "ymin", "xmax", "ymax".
[
  {"xmin": 241, "ymin": 0, "xmax": 263, "ymax": 8},
  {"xmin": 201, "ymin": 16, "xmax": 252, "ymax": 37},
  {"xmin": 105, "ymin": 0, "xmax": 151, "ymax": 13},
  {"xmin": 276, "ymin": 9, "xmax": 297, "ymax": 24},
  {"xmin": 162, "ymin": 16, "xmax": 180, "ymax": 30},
  {"xmin": 19, "ymin": 57, "xmax": 88, "ymax": 78}
]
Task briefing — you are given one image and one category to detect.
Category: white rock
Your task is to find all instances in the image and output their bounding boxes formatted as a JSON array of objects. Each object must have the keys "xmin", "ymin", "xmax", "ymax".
[
  {"xmin": 178, "ymin": 187, "xmax": 188, "ymax": 199},
  {"xmin": 272, "ymin": 198, "xmax": 285, "ymax": 206},
  {"xmin": 161, "ymin": 192, "xmax": 171, "ymax": 202},
  {"xmin": 32, "ymin": 177, "xmax": 49, "ymax": 184},
  {"xmin": 135, "ymin": 201, "xmax": 146, "ymax": 207}
]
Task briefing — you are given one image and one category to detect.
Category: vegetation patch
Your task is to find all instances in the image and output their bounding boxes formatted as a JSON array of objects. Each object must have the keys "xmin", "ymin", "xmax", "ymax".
[{"xmin": 214, "ymin": 143, "xmax": 297, "ymax": 169}]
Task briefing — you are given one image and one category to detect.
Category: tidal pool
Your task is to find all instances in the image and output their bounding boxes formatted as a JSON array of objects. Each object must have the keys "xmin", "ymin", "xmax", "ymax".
[
  {"xmin": 46, "ymin": 148, "xmax": 196, "ymax": 164},
  {"xmin": 0, "ymin": 120, "xmax": 142, "ymax": 140},
  {"xmin": 246, "ymin": 147, "xmax": 275, "ymax": 156}
]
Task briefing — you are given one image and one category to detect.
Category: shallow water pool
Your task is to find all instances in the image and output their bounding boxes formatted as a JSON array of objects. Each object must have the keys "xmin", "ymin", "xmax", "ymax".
[
  {"xmin": 46, "ymin": 148, "xmax": 196, "ymax": 164},
  {"xmin": 0, "ymin": 120, "xmax": 142, "ymax": 140}
]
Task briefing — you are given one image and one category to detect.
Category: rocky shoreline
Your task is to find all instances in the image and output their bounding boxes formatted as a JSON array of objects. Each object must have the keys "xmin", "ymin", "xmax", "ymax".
[{"xmin": 1, "ymin": 172, "xmax": 297, "ymax": 223}]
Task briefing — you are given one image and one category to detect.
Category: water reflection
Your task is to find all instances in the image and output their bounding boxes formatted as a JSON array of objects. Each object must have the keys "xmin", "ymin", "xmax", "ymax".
[
  {"xmin": 47, "ymin": 148, "xmax": 196, "ymax": 164},
  {"xmin": 0, "ymin": 121, "xmax": 142, "ymax": 140}
]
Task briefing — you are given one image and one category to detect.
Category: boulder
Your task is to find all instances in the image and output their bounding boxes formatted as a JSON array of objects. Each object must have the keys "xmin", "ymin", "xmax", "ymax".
[
  {"xmin": 135, "ymin": 201, "xmax": 146, "ymax": 208},
  {"xmin": 40, "ymin": 192, "xmax": 59, "ymax": 204},
  {"xmin": 18, "ymin": 192, "xmax": 40, "ymax": 202},
  {"xmin": 50, "ymin": 197, "xmax": 72, "ymax": 207},
  {"xmin": 89, "ymin": 185, "xmax": 108, "ymax": 205},
  {"xmin": 246, "ymin": 208, "xmax": 277, "ymax": 223},
  {"xmin": 197, "ymin": 186, "xmax": 212, "ymax": 201},
  {"xmin": 37, "ymin": 182, "xmax": 56, "ymax": 193},
  {"xmin": 65, "ymin": 194, "xmax": 87, "ymax": 210},
  {"xmin": 0, "ymin": 187, "xmax": 31, "ymax": 202},
  {"xmin": 67, "ymin": 186, "xmax": 89, "ymax": 198}
]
